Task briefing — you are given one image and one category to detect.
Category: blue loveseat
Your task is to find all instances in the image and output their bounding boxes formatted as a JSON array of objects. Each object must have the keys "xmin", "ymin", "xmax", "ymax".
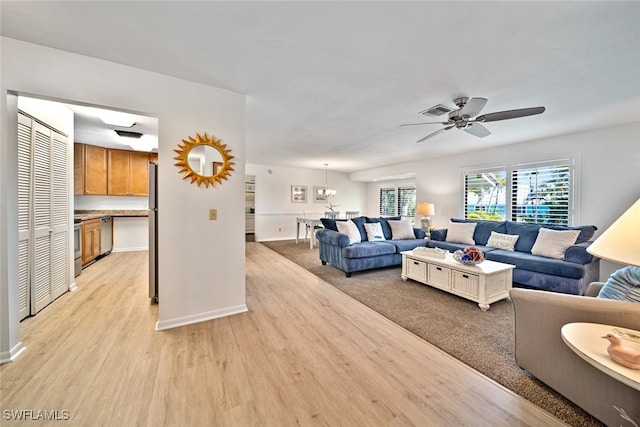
[
  {"xmin": 316, "ymin": 216, "xmax": 428, "ymax": 277},
  {"xmin": 428, "ymin": 219, "xmax": 600, "ymax": 295}
]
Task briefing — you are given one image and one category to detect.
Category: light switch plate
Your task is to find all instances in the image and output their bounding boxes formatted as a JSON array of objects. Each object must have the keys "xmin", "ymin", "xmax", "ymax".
[{"xmin": 209, "ymin": 209, "xmax": 217, "ymax": 220}]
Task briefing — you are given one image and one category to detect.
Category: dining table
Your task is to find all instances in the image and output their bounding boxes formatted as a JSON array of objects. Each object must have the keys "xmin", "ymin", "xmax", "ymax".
[{"xmin": 295, "ymin": 217, "xmax": 325, "ymax": 249}]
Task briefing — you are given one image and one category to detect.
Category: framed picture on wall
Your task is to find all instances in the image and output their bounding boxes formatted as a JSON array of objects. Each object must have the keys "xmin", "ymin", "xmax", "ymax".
[
  {"xmin": 313, "ymin": 186, "xmax": 328, "ymax": 203},
  {"xmin": 291, "ymin": 185, "xmax": 307, "ymax": 203}
]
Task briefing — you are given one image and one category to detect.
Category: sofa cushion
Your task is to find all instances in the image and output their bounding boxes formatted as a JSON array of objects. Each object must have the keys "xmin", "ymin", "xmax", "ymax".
[
  {"xmin": 364, "ymin": 222, "xmax": 386, "ymax": 242},
  {"xmin": 531, "ymin": 228, "xmax": 580, "ymax": 260},
  {"xmin": 486, "ymin": 231, "xmax": 519, "ymax": 251},
  {"xmin": 597, "ymin": 266, "xmax": 640, "ymax": 302},
  {"xmin": 388, "ymin": 220, "xmax": 415, "ymax": 240},
  {"xmin": 485, "ymin": 249, "xmax": 586, "ymax": 279},
  {"xmin": 505, "ymin": 222, "xmax": 544, "ymax": 253},
  {"xmin": 366, "ymin": 216, "xmax": 400, "ymax": 240},
  {"xmin": 342, "ymin": 241, "xmax": 396, "ymax": 259},
  {"xmin": 336, "ymin": 220, "xmax": 362, "ymax": 245},
  {"xmin": 446, "ymin": 222, "xmax": 476, "ymax": 245},
  {"xmin": 547, "ymin": 224, "xmax": 597, "ymax": 244},
  {"xmin": 451, "ymin": 219, "xmax": 506, "ymax": 245},
  {"xmin": 387, "ymin": 239, "xmax": 429, "ymax": 253},
  {"xmin": 320, "ymin": 218, "xmax": 347, "ymax": 231}
]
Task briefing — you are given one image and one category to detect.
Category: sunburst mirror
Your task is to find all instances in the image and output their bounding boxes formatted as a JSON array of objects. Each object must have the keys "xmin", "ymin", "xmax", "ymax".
[{"xmin": 174, "ymin": 133, "xmax": 235, "ymax": 188}]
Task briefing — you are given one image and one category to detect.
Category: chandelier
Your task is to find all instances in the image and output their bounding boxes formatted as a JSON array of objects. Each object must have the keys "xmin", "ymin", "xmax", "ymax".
[{"xmin": 320, "ymin": 163, "xmax": 336, "ymax": 197}]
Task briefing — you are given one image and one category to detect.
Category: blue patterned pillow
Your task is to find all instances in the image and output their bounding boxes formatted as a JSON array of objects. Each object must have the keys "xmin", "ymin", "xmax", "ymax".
[{"xmin": 597, "ymin": 266, "xmax": 640, "ymax": 302}]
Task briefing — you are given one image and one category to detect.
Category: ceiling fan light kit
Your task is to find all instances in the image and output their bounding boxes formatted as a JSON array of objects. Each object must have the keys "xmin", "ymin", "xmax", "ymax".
[{"xmin": 403, "ymin": 96, "xmax": 546, "ymax": 143}]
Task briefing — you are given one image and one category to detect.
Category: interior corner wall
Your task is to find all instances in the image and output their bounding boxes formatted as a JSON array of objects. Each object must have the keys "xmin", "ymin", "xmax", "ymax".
[{"xmin": 0, "ymin": 37, "xmax": 247, "ymax": 357}]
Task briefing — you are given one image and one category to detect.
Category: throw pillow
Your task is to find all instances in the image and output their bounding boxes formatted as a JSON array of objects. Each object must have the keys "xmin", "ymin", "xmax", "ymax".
[
  {"xmin": 530, "ymin": 228, "xmax": 580, "ymax": 260},
  {"xmin": 445, "ymin": 222, "xmax": 476, "ymax": 245},
  {"xmin": 336, "ymin": 220, "xmax": 362, "ymax": 245},
  {"xmin": 364, "ymin": 222, "xmax": 386, "ymax": 242},
  {"xmin": 388, "ymin": 220, "xmax": 415, "ymax": 240},
  {"xmin": 486, "ymin": 231, "xmax": 519, "ymax": 251},
  {"xmin": 597, "ymin": 266, "xmax": 640, "ymax": 302}
]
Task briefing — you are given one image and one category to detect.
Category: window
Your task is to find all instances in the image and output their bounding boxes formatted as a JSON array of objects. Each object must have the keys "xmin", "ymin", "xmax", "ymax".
[
  {"xmin": 463, "ymin": 159, "xmax": 574, "ymax": 226},
  {"xmin": 511, "ymin": 161, "xmax": 572, "ymax": 226},
  {"xmin": 464, "ymin": 169, "xmax": 507, "ymax": 220},
  {"xmin": 379, "ymin": 188, "xmax": 396, "ymax": 216},
  {"xmin": 379, "ymin": 186, "xmax": 416, "ymax": 217},
  {"xmin": 398, "ymin": 186, "xmax": 416, "ymax": 217}
]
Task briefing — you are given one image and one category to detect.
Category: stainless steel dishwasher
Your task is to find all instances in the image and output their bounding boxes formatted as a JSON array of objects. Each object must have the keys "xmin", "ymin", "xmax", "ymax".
[{"xmin": 100, "ymin": 216, "xmax": 113, "ymax": 256}]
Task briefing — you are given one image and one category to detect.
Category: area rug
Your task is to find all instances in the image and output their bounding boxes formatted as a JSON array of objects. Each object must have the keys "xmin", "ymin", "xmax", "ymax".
[{"xmin": 260, "ymin": 239, "xmax": 602, "ymax": 427}]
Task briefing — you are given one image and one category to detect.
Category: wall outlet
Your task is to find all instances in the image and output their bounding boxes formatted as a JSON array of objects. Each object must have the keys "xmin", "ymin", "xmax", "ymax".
[{"xmin": 209, "ymin": 209, "xmax": 217, "ymax": 220}]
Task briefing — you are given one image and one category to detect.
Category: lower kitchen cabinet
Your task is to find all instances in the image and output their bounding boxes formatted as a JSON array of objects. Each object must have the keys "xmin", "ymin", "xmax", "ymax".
[{"xmin": 82, "ymin": 218, "xmax": 101, "ymax": 266}]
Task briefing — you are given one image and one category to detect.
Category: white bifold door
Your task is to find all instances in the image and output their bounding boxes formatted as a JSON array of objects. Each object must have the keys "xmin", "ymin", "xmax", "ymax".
[{"xmin": 17, "ymin": 112, "xmax": 70, "ymax": 320}]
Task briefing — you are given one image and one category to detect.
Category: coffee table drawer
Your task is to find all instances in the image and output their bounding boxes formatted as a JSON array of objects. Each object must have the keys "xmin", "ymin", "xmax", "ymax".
[
  {"xmin": 406, "ymin": 258, "xmax": 427, "ymax": 281},
  {"xmin": 452, "ymin": 270, "xmax": 479, "ymax": 296},
  {"xmin": 429, "ymin": 264, "xmax": 451, "ymax": 289}
]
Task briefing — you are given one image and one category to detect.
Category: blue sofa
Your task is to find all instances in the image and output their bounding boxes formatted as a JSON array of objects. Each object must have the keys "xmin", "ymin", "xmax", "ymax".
[
  {"xmin": 316, "ymin": 216, "xmax": 428, "ymax": 277},
  {"xmin": 428, "ymin": 219, "xmax": 600, "ymax": 295}
]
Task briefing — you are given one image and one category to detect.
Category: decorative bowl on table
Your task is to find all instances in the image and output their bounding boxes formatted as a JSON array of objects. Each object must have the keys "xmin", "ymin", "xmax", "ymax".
[{"xmin": 453, "ymin": 246, "xmax": 484, "ymax": 266}]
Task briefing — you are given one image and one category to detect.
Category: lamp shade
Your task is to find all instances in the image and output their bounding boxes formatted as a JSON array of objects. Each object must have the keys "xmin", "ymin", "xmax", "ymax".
[
  {"xmin": 587, "ymin": 198, "xmax": 640, "ymax": 266},
  {"xmin": 417, "ymin": 203, "xmax": 435, "ymax": 216}
]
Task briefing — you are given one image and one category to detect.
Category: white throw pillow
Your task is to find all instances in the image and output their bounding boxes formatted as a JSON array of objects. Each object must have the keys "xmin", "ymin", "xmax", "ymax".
[
  {"xmin": 364, "ymin": 222, "xmax": 386, "ymax": 242},
  {"xmin": 486, "ymin": 231, "xmax": 519, "ymax": 251},
  {"xmin": 388, "ymin": 220, "xmax": 415, "ymax": 240},
  {"xmin": 531, "ymin": 228, "xmax": 580, "ymax": 260},
  {"xmin": 445, "ymin": 222, "xmax": 476, "ymax": 245},
  {"xmin": 336, "ymin": 220, "xmax": 362, "ymax": 244}
]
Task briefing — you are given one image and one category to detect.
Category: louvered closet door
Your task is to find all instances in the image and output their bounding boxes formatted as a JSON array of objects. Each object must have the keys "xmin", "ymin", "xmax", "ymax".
[
  {"xmin": 50, "ymin": 130, "xmax": 69, "ymax": 301},
  {"xmin": 17, "ymin": 112, "xmax": 70, "ymax": 318},
  {"xmin": 32, "ymin": 121, "xmax": 53, "ymax": 314},
  {"xmin": 17, "ymin": 113, "xmax": 32, "ymax": 320}
]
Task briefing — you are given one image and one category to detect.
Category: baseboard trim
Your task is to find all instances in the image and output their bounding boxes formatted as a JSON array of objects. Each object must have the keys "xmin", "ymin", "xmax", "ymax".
[
  {"xmin": 112, "ymin": 247, "xmax": 148, "ymax": 253},
  {"xmin": 0, "ymin": 341, "xmax": 26, "ymax": 364},
  {"xmin": 155, "ymin": 304, "xmax": 248, "ymax": 331}
]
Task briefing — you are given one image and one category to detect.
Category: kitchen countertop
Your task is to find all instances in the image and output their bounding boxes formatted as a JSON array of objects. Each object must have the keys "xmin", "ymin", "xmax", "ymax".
[{"xmin": 74, "ymin": 210, "xmax": 149, "ymax": 220}]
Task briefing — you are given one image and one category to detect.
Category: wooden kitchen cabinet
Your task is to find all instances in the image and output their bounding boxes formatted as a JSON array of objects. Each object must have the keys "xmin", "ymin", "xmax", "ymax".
[
  {"xmin": 107, "ymin": 149, "xmax": 150, "ymax": 196},
  {"xmin": 82, "ymin": 218, "xmax": 101, "ymax": 266},
  {"xmin": 74, "ymin": 143, "xmax": 107, "ymax": 195}
]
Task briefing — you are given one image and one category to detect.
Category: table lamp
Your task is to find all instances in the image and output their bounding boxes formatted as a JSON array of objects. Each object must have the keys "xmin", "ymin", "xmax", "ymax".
[
  {"xmin": 587, "ymin": 198, "xmax": 640, "ymax": 267},
  {"xmin": 416, "ymin": 203, "xmax": 435, "ymax": 232}
]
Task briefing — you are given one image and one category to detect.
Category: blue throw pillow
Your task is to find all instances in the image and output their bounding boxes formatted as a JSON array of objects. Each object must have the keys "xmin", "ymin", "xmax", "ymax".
[{"xmin": 597, "ymin": 266, "xmax": 640, "ymax": 302}]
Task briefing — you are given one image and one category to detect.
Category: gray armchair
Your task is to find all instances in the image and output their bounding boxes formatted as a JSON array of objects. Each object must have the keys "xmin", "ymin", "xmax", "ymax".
[{"xmin": 510, "ymin": 285, "xmax": 640, "ymax": 426}]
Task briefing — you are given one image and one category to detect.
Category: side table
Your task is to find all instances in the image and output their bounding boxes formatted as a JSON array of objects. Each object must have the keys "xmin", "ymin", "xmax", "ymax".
[{"xmin": 561, "ymin": 322, "xmax": 640, "ymax": 391}]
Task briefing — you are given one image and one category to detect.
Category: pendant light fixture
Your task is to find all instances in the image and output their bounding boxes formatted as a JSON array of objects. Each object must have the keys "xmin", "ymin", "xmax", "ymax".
[{"xmin": 320, "ymin": 163, "xmax": 336, "ymax": 197}]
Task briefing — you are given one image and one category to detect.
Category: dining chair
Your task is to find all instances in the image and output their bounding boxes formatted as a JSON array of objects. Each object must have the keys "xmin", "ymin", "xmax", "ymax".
[
  {"xmin": 303, "ymin": 211, "xmax": 323, "ymax": 242},
  {"xmin": 324, "ymin": 211, "xmax": 339, "ymax": 219},
  {"xmin": 345, "ymin": 211, "xmax": 359, "ymax": 219}
]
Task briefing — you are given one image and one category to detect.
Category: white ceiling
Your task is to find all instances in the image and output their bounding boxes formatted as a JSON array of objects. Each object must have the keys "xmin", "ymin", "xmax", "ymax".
[{"xmin": 2, "ymin": 1, "xmax": 640, "ymax": 173}]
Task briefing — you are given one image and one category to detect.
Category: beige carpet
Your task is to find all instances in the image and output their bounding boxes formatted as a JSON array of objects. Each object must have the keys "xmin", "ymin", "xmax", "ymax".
[{"xmin": 261, "ymin": 239, "xmax": 603, "ymax": 427}]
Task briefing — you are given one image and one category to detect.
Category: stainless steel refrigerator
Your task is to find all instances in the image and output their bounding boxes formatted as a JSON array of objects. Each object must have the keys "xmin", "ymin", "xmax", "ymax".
[{"xmin": 149, "ymin": 162, "xmax": 158, "ymax": 302}]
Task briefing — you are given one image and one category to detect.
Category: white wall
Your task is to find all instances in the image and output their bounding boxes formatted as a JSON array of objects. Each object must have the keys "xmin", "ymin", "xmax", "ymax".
[
  {"xmin": 357, "ymin": 123, "xmax": 640, "ymax": 280},
  {"xmin": 1, "ymin": 37, "xmax": 247, "ymax": 361},
  {"xmin": 245, "ymin": 163, "xmax": 367, "ymax": 241}
]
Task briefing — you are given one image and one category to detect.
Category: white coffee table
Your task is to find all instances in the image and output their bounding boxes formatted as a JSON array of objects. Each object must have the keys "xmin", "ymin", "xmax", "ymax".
[
  {"xmin": 561, "ymin": 322, "xmax": 640, "ymax": 391},
  {"xmin": 401, "ymin": 250, "xmax": 514, "ymax": 311}
]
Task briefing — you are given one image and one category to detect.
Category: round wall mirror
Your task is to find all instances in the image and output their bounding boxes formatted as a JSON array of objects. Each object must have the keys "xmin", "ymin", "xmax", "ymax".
[{"xmin": 174, "ymin": 133, "xmax": 235, "ymax": 188}]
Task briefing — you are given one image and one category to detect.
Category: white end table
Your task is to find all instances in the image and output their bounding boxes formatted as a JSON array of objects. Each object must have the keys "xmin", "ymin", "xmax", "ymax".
[{"xmin": 561, "ymin": 322, "xmax": 640, "ymax": 391}]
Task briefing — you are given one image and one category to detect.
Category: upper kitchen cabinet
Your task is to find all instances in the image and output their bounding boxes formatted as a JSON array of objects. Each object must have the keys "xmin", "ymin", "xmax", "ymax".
[
  {"xmin": 107, "ymin": 149, "xmax": 150, "ymax": 196},
  {"xmin": 74, "ymin": 143, "xmax": 107, "ymax": 195}
]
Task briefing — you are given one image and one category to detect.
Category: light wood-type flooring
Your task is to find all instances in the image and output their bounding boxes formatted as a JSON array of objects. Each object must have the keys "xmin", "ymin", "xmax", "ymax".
[{"xmin": 0, "ymin": 243, "xmax": 565, "ymax": 426}]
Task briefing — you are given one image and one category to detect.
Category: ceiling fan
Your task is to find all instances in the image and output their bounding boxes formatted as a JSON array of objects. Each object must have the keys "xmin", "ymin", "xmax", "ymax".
[{"xmin": 402, "ymin": 97, "xmax": 545, "ymax": 143}]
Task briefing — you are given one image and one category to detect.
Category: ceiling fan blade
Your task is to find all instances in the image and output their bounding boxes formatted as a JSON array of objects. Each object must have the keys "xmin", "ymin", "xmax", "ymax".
[
  {"xmin": 464, "ymin": 123, "xmax": 491, "ymax": 138},
  {"xmin": 400, "ymin": 121, "xmax": 450, "ymax": 127},
  {"xmin": 475, "ymin": 106, "xmax": 545, "ymax": 123},
  {"xmin": 416, "ymin": 125, "xmax": 454, "ymax": 143},
  {"xmin": 459, "ymin": 97, "xmax": 487, "ymax": 117}
]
